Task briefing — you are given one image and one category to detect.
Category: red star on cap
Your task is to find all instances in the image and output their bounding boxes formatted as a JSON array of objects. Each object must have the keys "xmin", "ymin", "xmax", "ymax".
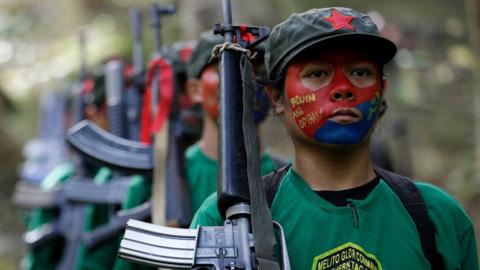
[{"xmin": 323, "ymin": 9, "xmax": 355, "ymax": 31}]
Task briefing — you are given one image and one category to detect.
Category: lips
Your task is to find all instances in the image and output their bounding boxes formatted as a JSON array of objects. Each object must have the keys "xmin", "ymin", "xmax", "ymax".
[{"xmin": 329, "ymin": 107, "xmax": 363, "ymax": 124}]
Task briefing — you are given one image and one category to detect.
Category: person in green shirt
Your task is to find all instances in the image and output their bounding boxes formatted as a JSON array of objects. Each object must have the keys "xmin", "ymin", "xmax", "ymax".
[
  {"xmin": 185, "ymin": 31, "xmax": 282, "ymax": 216},
  {"xmin": 191, "ymin": 7, "xmax": 478, "ymax": 270}
]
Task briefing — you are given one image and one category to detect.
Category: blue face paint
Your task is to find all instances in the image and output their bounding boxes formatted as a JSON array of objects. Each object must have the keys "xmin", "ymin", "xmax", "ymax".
[{"xmin": 313, "ymin": 99, "xmax": 380, "ymax": 145}]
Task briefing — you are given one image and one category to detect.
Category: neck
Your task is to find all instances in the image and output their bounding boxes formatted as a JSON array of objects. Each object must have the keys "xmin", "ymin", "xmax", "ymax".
[
  {"xmin": 199, "ymin": 115, "xmax": 218, "ymax": 160},
  {"xmin": 293, "ymin": 138, "xmax": 375, "ymax": 191},
  {"xmin": 198, "ymin": 116, "xmax": 266, "ymax": 161}
]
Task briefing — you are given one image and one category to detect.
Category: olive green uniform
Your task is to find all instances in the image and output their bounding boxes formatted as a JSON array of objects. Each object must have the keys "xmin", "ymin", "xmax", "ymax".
[
  {"xmin": 191, "ymin": 167, "xmax": 478, "ymax": 270},
  {"xmin": 185, "ymin": 143, "xmax": 279, "ymax": 216}
]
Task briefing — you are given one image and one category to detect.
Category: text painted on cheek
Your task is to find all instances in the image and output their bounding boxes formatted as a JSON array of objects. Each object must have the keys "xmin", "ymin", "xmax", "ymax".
[
  {"xmin": 289, "ymin": 93, "xmax": 316, "ymax": 108},
  {"xmin": 297, "ymin": 108, "xmax": 323, "ymax": 129}
]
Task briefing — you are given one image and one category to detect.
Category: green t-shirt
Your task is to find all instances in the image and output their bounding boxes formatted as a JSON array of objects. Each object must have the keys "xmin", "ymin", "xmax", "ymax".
[
  {"xmin": 190, "ymin": 167, "xmax": 478, "ymax": 270},
  {"xmin": 185, "ymin": 143, "xmax": 279, "ymax": 216}
]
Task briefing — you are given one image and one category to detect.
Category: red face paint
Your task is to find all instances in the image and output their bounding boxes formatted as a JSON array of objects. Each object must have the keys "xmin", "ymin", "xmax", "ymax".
[
  {"xmin": 285, "ymin": 49, "xmax": 382, "ymax": 140},
  {"xmin": 200, "ymin": 65, "xmax": 220, "ymax": 119}
]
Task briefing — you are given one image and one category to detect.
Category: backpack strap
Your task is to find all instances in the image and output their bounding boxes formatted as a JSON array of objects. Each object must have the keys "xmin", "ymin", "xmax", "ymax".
[
  {"xmin": 263, "ymin": 164, "xmax": 291, "ymax": 207},
  {"xmin": 374, "ymin": 166, "xmax": 445, "ymax": 270}
]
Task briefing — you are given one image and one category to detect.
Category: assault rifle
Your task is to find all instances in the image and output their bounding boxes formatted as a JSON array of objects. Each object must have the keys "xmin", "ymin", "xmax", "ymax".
[
  {"xmin": 64, "ymin": 5, "xmax": 178, "ymax": 249},
  {"xmin": 118, "ymin": 1, "xmax": 291, "ymax": 269},
  {"xmin": 17, "ymin": 90, "xmax": 68, "ymax": 185},
  {"xmin": 15, "ymin": 117, "xmax": 155, "ymax": 268}
]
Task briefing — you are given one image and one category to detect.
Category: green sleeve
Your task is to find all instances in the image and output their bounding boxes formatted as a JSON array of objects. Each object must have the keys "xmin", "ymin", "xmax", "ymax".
[
  {"xmin": 113, "ymin": 175, "xmax": 153, "ymax": 270},
  {"xmin": 460, "ymin": 225, "xmax": 478, "ymax": 270},
  {"xmin": 416, "ymin": 182, "xmax": 479, "ymax": 269},
  {"xmin": 122, "ymin": 175, "xmax": 150, "ymax": 209},
  {"xmin": 190, "ymin": 193, "xmax": 224, "ymax": 228}
]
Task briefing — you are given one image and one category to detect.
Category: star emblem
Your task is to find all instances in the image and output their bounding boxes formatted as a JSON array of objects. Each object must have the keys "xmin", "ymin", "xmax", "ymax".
[{"xmin": 323, "ymin": 9, "xmax": 355, "ymax": 31}]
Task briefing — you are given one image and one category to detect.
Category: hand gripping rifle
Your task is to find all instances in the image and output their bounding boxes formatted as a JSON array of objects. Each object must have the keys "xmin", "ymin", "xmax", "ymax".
[{"xmin": 118, "ymin": 1, "xmax": 291, "ymax": 269}]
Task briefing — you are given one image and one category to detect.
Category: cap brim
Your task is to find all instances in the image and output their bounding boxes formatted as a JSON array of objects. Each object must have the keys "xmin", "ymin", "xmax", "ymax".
[{"xmin": 278, "ymin": 33, "xmax": 397, "ymax": 77}]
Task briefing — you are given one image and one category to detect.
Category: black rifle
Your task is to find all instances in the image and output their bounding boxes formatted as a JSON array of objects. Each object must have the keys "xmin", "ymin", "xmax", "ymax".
[
  {"xmin": 60, "ymin": 5, "xmax": 177, "ymax": 249},
  {"xmin": 118, "ymin": 1, "xmax": 291, "ymax": 268},
  {"xmin": 18, "ymin": 90, "xmax": 69, "ymax": 185},
  {"xmin": 72, "ymin": 30, "xmax": 88, "ymax": 125},
  {"xmin": 67, "ymin": 120, "xmax": 154, "ymax": 249},
  {"xmin": 126, "ymin": 9, "xmax": 145, "ymax": 141},
  {"xmin": 15, "ymin": 119, "xmax": 154, "ymax": 268},
  {"xmin": 149, "ymin": 4, "xmax": 175, "ymax": 121}
]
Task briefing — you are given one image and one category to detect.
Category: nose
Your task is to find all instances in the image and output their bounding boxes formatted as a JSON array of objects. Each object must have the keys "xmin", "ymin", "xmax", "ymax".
[
  {"xmin": 329, "ymin": 71, "xmax": 356, "ymax": 102},
  {"xmin": 330, "ymin": 89, "xmax": 356, "ymax": 101}
]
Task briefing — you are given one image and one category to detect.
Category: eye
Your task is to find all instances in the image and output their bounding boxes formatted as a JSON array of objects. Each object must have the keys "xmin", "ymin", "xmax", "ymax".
[
  {"xmin": 346, "ymin": 64, "xmax": 378, "ymax": 88},
  {"xmin": 304, "ymin": 70, "xmax": 329, "ymax": 79},
  {"xmin": 351, "ymin": 68, "xmax": 372, "ymax": 77}
]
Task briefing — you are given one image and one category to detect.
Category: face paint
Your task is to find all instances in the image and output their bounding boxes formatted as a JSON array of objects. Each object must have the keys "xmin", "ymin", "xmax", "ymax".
[
  {"xmin": 285, "ymin": 50, "xmax": 383, "ymax": 145},
  {"xmin": 200, "ymin": 65, "xmax": 219, "ymax": 119}
]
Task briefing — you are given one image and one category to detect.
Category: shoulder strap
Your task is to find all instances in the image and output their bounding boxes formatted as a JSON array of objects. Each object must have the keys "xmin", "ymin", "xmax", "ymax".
[
  {"xmin": 262, "ymin": 164, "xmax": 291, "ymax": 207},
  {"xmin": 374, "ymin": 166, "xmax": 445, "ymax": 270}
]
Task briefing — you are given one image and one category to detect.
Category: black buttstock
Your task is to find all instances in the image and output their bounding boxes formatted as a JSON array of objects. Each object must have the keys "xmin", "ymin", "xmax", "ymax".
[{"xmin": 66, "ymin": 120, "xmax": 153, "ymax": 176}]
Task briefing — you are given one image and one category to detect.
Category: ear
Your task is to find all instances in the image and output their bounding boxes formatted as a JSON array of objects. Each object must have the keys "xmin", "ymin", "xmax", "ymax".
[
  {"xmin": 379, "ymin": 77, "xmax": 388, "ymax": 117},
  {"xmin": 265, "ymin": 86, "xmax": 285, "ymax": 115},
  {"xmin": 186, "ymin": 78, "xmax": 203, "ymax": 103},
  {"xmin": 381, "ymin": 77, "xmax": 388, "ymax": 96},
  {"xmin": 84, "ymin": 104, "xmax": 97, "ymax": 120}
]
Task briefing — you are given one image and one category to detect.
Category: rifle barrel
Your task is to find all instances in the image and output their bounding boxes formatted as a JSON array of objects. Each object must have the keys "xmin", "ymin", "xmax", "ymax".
[
  {"xmin": 222, "ymin": 0, "xmax": 233, "ymax": 41},
  {"xmin": 130, "ymin": 9, "xmax": 143, "ymax": 76}
]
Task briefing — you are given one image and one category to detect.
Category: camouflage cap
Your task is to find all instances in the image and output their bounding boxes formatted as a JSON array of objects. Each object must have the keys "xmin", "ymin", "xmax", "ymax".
[
  {"xmin": 187, "ymin": 31, "xmax": 224, "ymax": 79},
  {"xmin": 266, "ymin": 7, "xmax": 397, "ymax": 80}
]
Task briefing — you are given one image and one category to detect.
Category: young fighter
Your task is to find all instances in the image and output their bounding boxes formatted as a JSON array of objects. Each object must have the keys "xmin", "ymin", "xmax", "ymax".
[
  {"xmin": 185, "ymin": 31, "xmax": 281, "ymax": 217},
  {"xmin": 191, "ymin": 7, "xmax": 478, "ymax": 269}
]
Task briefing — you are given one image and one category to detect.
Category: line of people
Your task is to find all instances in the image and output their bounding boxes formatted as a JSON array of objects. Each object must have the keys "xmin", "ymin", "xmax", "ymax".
[{"xmin": 14, "ymin": 4, "xmax": 477, "ymax": 270}]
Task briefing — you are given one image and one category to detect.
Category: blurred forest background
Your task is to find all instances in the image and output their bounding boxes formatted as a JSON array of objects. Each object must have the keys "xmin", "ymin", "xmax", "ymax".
[{"xmin": 0, "ymin": 0, "xmax": 479, "ymax": 268}]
